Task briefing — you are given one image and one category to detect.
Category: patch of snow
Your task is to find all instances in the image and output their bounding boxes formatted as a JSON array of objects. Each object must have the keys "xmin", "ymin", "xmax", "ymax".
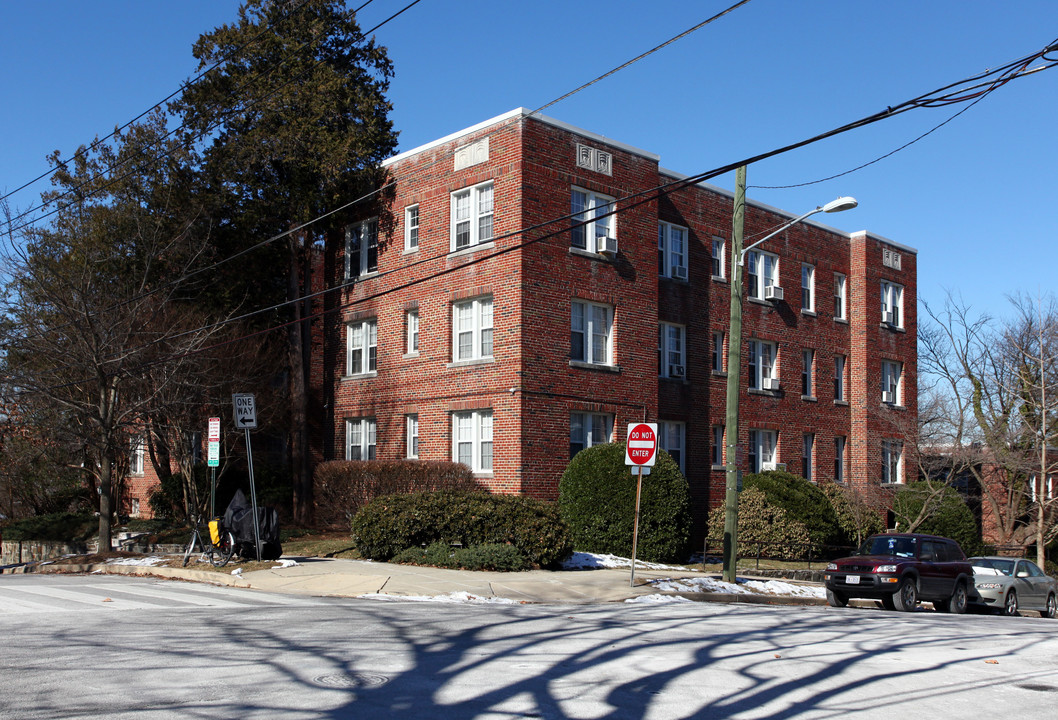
[
  {"xmin": 272, "ymin": 559, "xmax": 299, "ymax": 569},
  {"xmin": 561, "ymin": 552, "xmax": 688, "ymax": 572},
  {"xmin": 358, "ymin": 591, "xmax": 518, "ymax": 605},
  {"xmin": 625, "ymin": 594, "xmax": 693, "ymax": 604},
  {"xmin": 105, "ymin": 557, "xmax": 169, "ymax": 567},
  {"xmin": 648, "ymin": 576, "xmax": 825, "ymax": 599},
  {"xmin": 231, "ymin": 568, "xmax": 243, "ymax": 576}
]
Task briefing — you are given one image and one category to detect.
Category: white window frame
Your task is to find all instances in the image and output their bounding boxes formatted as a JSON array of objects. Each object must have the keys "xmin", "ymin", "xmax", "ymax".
[
  {"xmin": 451, "ymin": 182, "xmax": 494, "ymax": 251},
  {"xmin": 834, "ymin": 273, "xmax": 847, "ymax": 320},
  {"xmin": 802, "ymin": 349, "xmax": 814, "ymax": 398},
  {"xmin": 803, "ymin": 433, "xmax": 815, "ymax": 481},
  {"xmin": 748, "ymin": 339, "xmax": 777, "ymax": 390},
  {"xmin": 345, "ymin": 218, "xmax": 379, "ymax": 279},
  {"xmin": 1030, "ymin": 475, "xmax": 1055, "ymax": 502},
  {"xmin": 711, "ymin": 425, "xmax": 725, "ymax": 467},
  {"xmin": 570, "ymin": 412, "xmax": 613, "ymax": 458},
  {"xmin": 882, "ymin": 360, "xmax": 903, "ymax": 405},
  {"xmin": 453, "ymin": 410, "xmax": 493, "ymax": 472},
  {"xmin": 404, "ymin": 204, "xmax": 420, "ymax": 252},
  {"xmin": 747, "ymin": 250, "xmax": 779, "ymax": 301},
  {"xmin": 346, "ymin": 417, "xmax": 377, "ymax": 461},
  {"xmin": 346, "ymin": 319, "xmax": 378, "ymax": 376},
  {"xmin": 748, "ymin": 429, "xmax": 777, "ymax": 473},
  {"xmin": 712, "ymin": 330, "xmax": 725, "ymax": 373},
  {"xmin": 882, "ymin": 439, "xmax": 903, "ymax": 484},
  {"xmin": 452, "ymin": 297, "xmax": 493, "ymax": 362},
  {"xmin": 406, "ymin": 414, "xmax": 419, "ymax": 459},
  {"xmin": 658, "ymin": 421, "xmax": 686, "ymax": 473},
  {"xmin": 406, "ymin": 309, "xmax": 420, "ymax": 355},
  {"xmin": 834, "ymin": 354, "xmax": 847, "ymax": 402},
  {"xmin": 658, "ymin": 322, "xmax": 686, "ymax": 379},
  {"xmin": 834, "ymin": 435, "xmax": 846, "ymax": 483},
  {"xmin": 711, "ymin": 236, "xmax": 726, "ymax": 279},
  {"xmin": 571, "ymin": 300, "xmax": 613, "ymax": 366},
  {"xmin": 881, "ymin": 281, "xmax": 904, "ymax": 328},
  {"xmin": 801, "ymin": 264, "xmax": 815, "ymax": 312},
  {"xmin": 571, "ymin": 187, "xmax": 616, "ymax": 253},
  {"xmin": 130, "ymin": 436, "xmax": 145, "ymax": 476},
  {"xmin": 658, "ymin": 221, "xmax": 688, "ymax": 279}
]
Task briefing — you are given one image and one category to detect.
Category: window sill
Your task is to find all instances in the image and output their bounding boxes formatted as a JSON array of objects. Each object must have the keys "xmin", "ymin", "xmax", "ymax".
[
  {"xmin": 660, "ymin": 273, "xmax": 689, "ymax": 284},
  {"xmin": 449, "ymin": 241, "xmax": 495, "ymax": 258},
  {"xmin": 834, "ymin": 399, "xmax": 849, "ymax": 407},
  {"xmin": 880, "ymin": 482, "xmax": 905, "ymax": 488},
  {"xmin": 345, "ymin": 270, "xmax": 380, "ymax": 282},
  {"xmin": 801, "ymin": 309, "xmax": 817, "ymax": 317},
  {"xmin": 880, "ymin": 322, "xmax": 907, "ymax": 333},
  {"xmin": 569, "ymin": 246, "xmax": 615, "ymax": 261},
  {"xmin": 711, "ymin": 464, "xmax": 725, "ymax": 471},
  {"xmin": 447, "ymin": 358, "xmax": 495, "ymax": 369},
  {"xmin": 801, "ymin": 395, "xmax": 817, "ymax": 402},
  {"xmin": 661, "ymin": 375, "xmax": 687, "ymax": 383},
  {"xmin": 341, "ymin": 371, "xmax": 378, "ymax": 382},
  {"xmin": 748, "ymin": 388, "xmax": 781, "ymax": 397},
  {"xmin": 712, "ymin": 275, "xmax": 728, "ymax": 283},
  {"xmin": 834, "ymin": 317, "xmax": 849, "ymax": 325},
  {"xmin": 711, "ymin": 370, "xmax": 727, "ymax": 378},
  {"xmin": 882, "ymin": 402, "xmax": 907, "ymax": 411},
  {"xmin": 403, "ymin": 351, "xmax": 420, "ymax": 359},
  {"xmin": 569, "ymin": 360, "xmax": 621, "ymax": 373},
  {"xmin": 402, "ymin": 246, "xmax": 420, "ymax": 255}
]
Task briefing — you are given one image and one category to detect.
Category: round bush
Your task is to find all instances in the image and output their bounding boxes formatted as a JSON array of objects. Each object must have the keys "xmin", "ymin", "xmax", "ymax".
[
  {"xmin": 742, "ymin": 471, "xmax": 844, "ymax": 547},
  {"xmin": 892, "ymin": 481, "xmax": 981, "ymax": 554},
  {"xmin": 706, "ymin": 487, "xmax": 811, "ymax": 560},
  {"xmin": 558, "ymin": 443, "xmax": 691, "ymax": 563}
]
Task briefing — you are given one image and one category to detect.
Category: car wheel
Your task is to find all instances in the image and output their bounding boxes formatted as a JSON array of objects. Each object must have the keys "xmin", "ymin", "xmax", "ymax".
[
  {"xmin": 1003, "ymin": 589, "xmax": 1019, "ymax": 617},
  {"xmin": 1045, "ymin": 594, "xmax": 1057, "ymax": 619},
  {"xmin": 826, "ymin": 589, "xmax": 849, "ymax": 608},
  {"xmin": 881, "ymin": 593, "xmax": 896, "ymax": 611},
  {"xmin": 893, "ymin": 578, "xmax": 918, "ymax": 612},
  {"xmin": 948, "ymin": 582, "xmax": 968, "ymax": 615}
]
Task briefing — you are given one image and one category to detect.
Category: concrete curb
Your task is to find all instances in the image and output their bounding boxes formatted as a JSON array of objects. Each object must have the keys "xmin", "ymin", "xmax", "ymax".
[{"xmin": 7, "ymin": 560, "xmax": 253, "ymax": 588}]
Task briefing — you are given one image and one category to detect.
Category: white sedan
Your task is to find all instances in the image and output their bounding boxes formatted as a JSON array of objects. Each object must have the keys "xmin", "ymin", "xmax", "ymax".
[{"xmin": 969, "ymin": 556, "xmax": 1058, "ymax": 617}]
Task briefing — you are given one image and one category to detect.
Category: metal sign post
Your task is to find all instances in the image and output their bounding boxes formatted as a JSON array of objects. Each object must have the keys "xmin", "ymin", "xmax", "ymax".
[
  {"xmin": 232, "ymin": 394, "xmax": 262, "ymax": 561},
  {"xmin": 625, "ymin": 423, "xmax": 658, "ymax": 587},
  {"xmin": 207, "ymin": 417, "xmax": 220, "ymax": 518}
]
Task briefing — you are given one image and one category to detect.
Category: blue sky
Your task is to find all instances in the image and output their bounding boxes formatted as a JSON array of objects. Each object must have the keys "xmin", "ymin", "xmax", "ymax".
[{"xmin": 2, "ymin": 1, "xmax": 1056, "ymax": 319}]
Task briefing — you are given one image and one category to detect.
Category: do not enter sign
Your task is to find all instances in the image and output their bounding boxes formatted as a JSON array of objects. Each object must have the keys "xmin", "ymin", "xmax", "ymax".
[{"xmin": 625, "ymin": 423, "xmax": 658, "ymax": 466}]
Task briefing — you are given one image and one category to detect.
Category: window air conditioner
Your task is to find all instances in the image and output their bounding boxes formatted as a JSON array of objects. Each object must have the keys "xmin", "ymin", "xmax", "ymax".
[
  {"xmin": 761, "ymin": 461, "xmax": 777, "ymax": 471},
  {"xmin": 773, "ymin": 463, "xmax": 787, "ymax": 472},
  {"xmin": 673, "ymin": 265, "xmax": 688, "ymax": 280},
  {"xmin": 598, "ymin": 236, "xmax": 618, "ymax": 255},
  {"xmin": 762, "ymin": 376, "xmax": 780, "ymax": 391},
  {"xmin": 668, "ymin": 364, "xmax": 685, "ymax": 378},
  {"xmin": 882, "ymin": 390, "xmax": 895, "ymax": 404},
  {"xmin": 882, "ymin": 310, "xmax": 895, "ymax": 325},
  {"xmin": 764, "ymin": 285, "xmax": 784, "ymax": 301}
]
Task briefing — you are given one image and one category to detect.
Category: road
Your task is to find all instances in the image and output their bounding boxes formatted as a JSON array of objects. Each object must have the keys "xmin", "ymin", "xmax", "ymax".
[{"xmin": 2, "ymin": 574, "xmax": 1058, "ymax": 719}]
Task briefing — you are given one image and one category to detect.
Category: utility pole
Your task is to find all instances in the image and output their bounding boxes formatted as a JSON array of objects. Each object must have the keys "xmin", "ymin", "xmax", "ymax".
[{"xmin": 722, "ymin": 165, "xmax": 746, "ymax": 583}]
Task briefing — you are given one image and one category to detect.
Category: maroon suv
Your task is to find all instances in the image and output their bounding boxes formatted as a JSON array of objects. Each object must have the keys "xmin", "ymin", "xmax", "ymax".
[{"xmin": 824, "ymin": 533, "xmax": 974, "ymax": 612}]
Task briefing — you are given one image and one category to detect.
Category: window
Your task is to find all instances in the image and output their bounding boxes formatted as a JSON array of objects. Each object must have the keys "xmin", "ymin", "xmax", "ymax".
[
  {"xmin": 711, "ymin": 236, "xmax": 725, "ymax": 279},
  {"xmin": 834, "ymin": 273, "xmax": 847, "ymax": 320},
  {"xmin": 882, "ymin": 360, "xmax": 902, "ymax": 405},
  {"xmin": 571, "ymin": 188, "xmax": 615, "ymax": 252},
  {"xmin": 453, "ymin": 297, "xmax": 493, "ymax": 361},
  {"xmin": 882, "ymin": 440, "xmax": 903, "ymax": 484},
  {"xmin": 453, "ymin": 410, "xmax": 492, "ymax": 472},
  {"xmin": 711, "ymin": 425, "xmax": 725, "ymax": 467},
  {"xmin": 801, "ymin": 264, "xmax": 815, "ymax": 312},
  {"xmin": 748, "ymin": 339, "xmax": 777, "ymax": 391},
  {"xmin": 746, "ymin": 250, "xmax": 779, "ymax": 300},
  {"xmin": 404, "ymin": 205, "xmax": 420, "ymax": 251},
  {"xmin": 658, "ymin": 421, "xmax": 685, "ymax": 472},
  {"xmin": 406, "ymin": 310, "xmax": 420, "ymax": 355},
  {"xmin": 748, "ymin": 429, "xmax": 777, "ymax": 473},
  {"xmin": 345, "ymin": 218, "xmax": 378, "ymax": 279},
  {"xmin": 346, "ymin": 418, "xmax": 377, "ymax": 461},
  {"xmin": 658, "ymin": 222, "xmax": 688, "ymax": 279},
  {"xmin": 570, "ymin": 412, "xmax": 612, "ymax": 458},
  {"xmin": 881, "ymin": 281, "xmax": 904, "ymax": 328},
  {"xmin": 346, "ymin": 319, "xmax": 377, "ymax": 376},
  {"xmin": 803, "ymin": 433, "xmax": 815, "ymax": 480},
  {"xmin": 834, "ymin": 354, "xmax": 847, "ymax": 402},
  {"xmin": 451, "ymin": 182, "xmax": 494, "ymax": 250},
  {"xmin": 130, "ymin": 437, "xmax": 145, "ymax": 476},
  {"xmin": 834, "ymin": 436, "xmax": 846, "ymax": 483},
  {"xmin": 406, "ymin": 414, "xmax": 419, "ymax": 459},
  {"xmin": 658, "ymin": 323, "xmax": 686, "ymax": 378},
  {"xmin": 1030, "ymin": 475, "xmax": 1054, "ymax": 502},
  {"xmin": 571, "ymin": 300, "xmax": 613, "ymax": 365},
  {"xmin": 802, "ymin": 349, "xmax": 814, "ymax": 397},
  {"xmin": 712, "ymin": 331, "xmax": 725, "ymax": 373}
]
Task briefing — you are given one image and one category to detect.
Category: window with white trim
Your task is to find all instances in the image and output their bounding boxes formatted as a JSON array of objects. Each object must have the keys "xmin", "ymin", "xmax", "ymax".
[
  {"xmin": 453, "ymin": 410, "xmax": 492, "ymax": 472},
  {"xmin": 453, "ymin": 297, "xmax": 493, "ymax": 361},
  {"xmin": 881, "ymin": 281, "xmax": 904, "ymax": 328},
  {"xmin": 834, "ymin": 273, "xmax": 847, "ymax": 320},
  {"xmin": 748, "ymin": 429, "xmax": 777, "ymax": 473},
  {"xmin": 658, "ymin": 221, "xmax": 688, "ymax": 280},
  {"xmin": 881, "ymin": 360, "xmax": 903, "ymax": 405},
  {"xmin": 130, "ymin": 436, "xmax": 145, "ymax": 476},
  {"xmin": 1030, "ymin": 475, "xmax": 1055, "ymax": 502},
  {"xmin": 571, "ymin": 188, "xmax": 615, "ymax": 252},
  {"xmin": 882, "ymin": 439, "xmax": 903, "ymax": 484},
  {"xmin": 406, "ymin": 414, "xmax": 419, "ymax": 459},
  {"xmin": 746, "ymin": 250, "xmax": 779, "ymax": 301},
  {"xmin": 570, "ymin": 412, "xmax": 612, "ymax": 458},
  {"xmin": 571, "ymin": 300, "xmax": 613, "ymax": 365},
  {"xmin": 834, "ymin": 435, "xmax": 846, "ymax": 483},
  {"xmin": 658, "ymin": 323, "xmax": 686, "ymax": 379},
  {"xmin": 748, "ymin": 339, "xmax": 778, "ymax": 391},
  {"xmin": 658, "ymin": 421, "xmax": 685, "ymax": 472},
  {"xmin": 451, "ymin": 182, "xmax": 494, "ymax": 251},
  {"xmin": 802, "ymin": 349, "xmax": 814, "ymax": 397},
  {"xmin": 711, "ymin": 236, "xmax": 725, "ymax": 279},
  {"xmin": 712, "ymin": 331, "xmax": 725, "ymax": 373},
  {"xmin": 801, "ymin": 264, "xmax": 815, "ymax": 312},
  {"xmin": 346, "ymin": 417, "xmax": 377, "ymax": 460},
  {"xmin": 802, "ymin": 433, "xmax": 815, "ymax": 480},
  {"xmin": 404, "ymin": 205, "xmax": 420, "ymax": 252},
  {"xmin": 345, "ymin": 218, "xmax": 378, "ymax": 279},
  {"xmin": 834, "ymin": 354, "xmax": 847, "ymax": 402},
  {"xmin": 711, "ymin": 425, "xmax": 724, "ymax": 467},
  {"xmin": 346, "ymin": 319, "xmax": 377, "ymax": 376},
  {"xmin": 406, "ymin": 310, "xmax": 420, "ymax": 355}
]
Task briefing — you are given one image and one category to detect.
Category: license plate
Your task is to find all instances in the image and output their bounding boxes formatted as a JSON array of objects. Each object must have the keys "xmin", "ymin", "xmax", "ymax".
[{"xmin": 846, "ymin": 575, "xmax": 860, "ymax": 585}]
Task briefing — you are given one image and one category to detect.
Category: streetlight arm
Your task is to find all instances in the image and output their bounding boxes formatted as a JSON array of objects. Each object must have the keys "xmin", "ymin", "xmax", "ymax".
[{"xmin": 739, "ymin": 208, "xmax": 824, "ymax": 265}]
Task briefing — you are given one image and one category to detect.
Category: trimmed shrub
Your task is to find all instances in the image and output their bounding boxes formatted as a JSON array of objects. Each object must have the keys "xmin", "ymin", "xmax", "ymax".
[
  {"xmin": 742, "ymin": 471, "xmax": 844, "ymax": 547},
  {"xmin": 706, "ymin": 487, "xmax": 811, "ymax": 560},
  {"xmin": 558, "ymin": 443, "xmax": 691, "ymax": 563},
  {"xmin": 393, "ymin": 542, "xmax": 529, "ymax": 571},
  {"xmin": 1, "ymin": 512, "xmax": 96, "ymax": 542},
  {"xmin": 316, "ymin": 460, "xmax": 480, "ymax": 529},
  {"xmin": 351, "ymin": 490, "xmax": 572, "ymax": 567},
  {"xmin": 893, "ymin": 481, "xmax": 981, "ymax": 555},
  {"xmin": 821, "ymin": 482, "xmax": 884, "ymax": 547}
]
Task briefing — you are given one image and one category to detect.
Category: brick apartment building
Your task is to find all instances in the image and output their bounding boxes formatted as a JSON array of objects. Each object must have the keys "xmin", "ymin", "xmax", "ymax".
[{"xmin": 308, "ymin": 107, "xmax": 918, "ymax": 536}]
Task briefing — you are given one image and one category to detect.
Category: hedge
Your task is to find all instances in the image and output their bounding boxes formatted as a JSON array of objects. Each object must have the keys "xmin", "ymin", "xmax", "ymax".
[
  {"xmin": 742, "ymin": 471, "xmax": 845, "ymax": 547},
  {"xmin": 706, "ymin": 487, "xmax": 811, "ymax": 560}
]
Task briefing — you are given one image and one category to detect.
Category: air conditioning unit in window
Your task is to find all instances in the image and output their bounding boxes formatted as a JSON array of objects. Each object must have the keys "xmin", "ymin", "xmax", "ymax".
[
  {"xmin": 882, "ymin": 310, "xmax": 895, "ymax": 325},
  {"xmin": 668, "ymin": 364, "xmax": 685, "ymax": 378},
  {"xmin": 764, "ymin": 285, "xmax": 784, "ymax": 302},
  {"xmin": 598, "ymin": 236, "xmax": 618, "ymax": 256},
  {"xmin": 672, "ymin": 265, "xmax": 688, "ymax": 280},
  {"xmin": 882, "ymin": 390, "xmax": 895, "ymax": 404},
  {"xmin": 762, "ymin": 377, "xmax": 780, "ymax": 391},
  {"xmin": 761, "ymin": 461, "xmax": 778, "ymax": 471},
  {"xmin": 773, "ymin": 463, "xmax": 787, "ymax": 472}
]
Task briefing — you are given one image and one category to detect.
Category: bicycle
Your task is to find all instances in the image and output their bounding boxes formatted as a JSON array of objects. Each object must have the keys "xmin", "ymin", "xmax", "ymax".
[{"xmin": 182, "ymin": 515, "xmax": 236, "ymax": 568}]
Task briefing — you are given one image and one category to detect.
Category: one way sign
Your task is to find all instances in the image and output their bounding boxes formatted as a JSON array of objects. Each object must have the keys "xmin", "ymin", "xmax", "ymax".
[{"xmin": 232, "ymin": 393, "xmax": 257, "ymax": 430}]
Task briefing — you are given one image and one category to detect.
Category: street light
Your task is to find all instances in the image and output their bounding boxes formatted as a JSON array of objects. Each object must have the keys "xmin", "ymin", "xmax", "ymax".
[{"xmin": 721, "ymin": 168, "xmax": 857, "ymax": 583}]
